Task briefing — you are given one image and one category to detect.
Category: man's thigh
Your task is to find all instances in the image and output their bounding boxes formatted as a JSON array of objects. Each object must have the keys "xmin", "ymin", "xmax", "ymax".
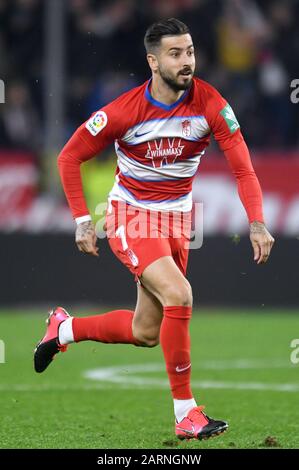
[{"xmin": 140, "ymin": 255, "xmax": 192, "ymax": 306}]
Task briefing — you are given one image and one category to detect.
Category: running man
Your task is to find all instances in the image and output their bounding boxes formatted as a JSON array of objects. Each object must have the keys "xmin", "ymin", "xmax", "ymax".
[{"xmin": 34, "ymin": 18, "xmax": 275, "ymax": 441}]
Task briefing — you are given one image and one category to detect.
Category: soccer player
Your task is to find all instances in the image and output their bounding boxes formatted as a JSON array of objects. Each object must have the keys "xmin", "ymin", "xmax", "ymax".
[{"xmin": 34, "ymin": 18, "xmax": 275, "ymax": 440}]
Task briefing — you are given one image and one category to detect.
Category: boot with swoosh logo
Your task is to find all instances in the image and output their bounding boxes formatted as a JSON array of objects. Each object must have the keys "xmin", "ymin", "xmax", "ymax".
[
  {"xmin": 175, "ymin": 405, "xmax": 228, "ymax": 440},
  {"xmin": 34, "ymin": 307, "xmax": 70, "ymax": 373}
]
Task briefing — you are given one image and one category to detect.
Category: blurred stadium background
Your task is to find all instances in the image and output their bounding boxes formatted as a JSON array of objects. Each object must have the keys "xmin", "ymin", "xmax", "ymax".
[
  {"xmin": 0, "ymin": 0, "xmax": 299, "ymax": 449},
  {"xmin": 1, "ymin": 0, "xmax": 299, "ymax": 306}
]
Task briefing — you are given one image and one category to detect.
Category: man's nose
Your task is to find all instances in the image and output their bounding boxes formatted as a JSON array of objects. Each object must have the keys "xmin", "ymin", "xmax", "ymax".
[{"xmin": 182, "ymin": 54, "xmax": 193, "ymax": 68}]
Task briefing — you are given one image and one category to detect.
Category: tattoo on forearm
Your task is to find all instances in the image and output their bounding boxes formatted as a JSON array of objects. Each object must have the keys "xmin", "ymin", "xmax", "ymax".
[
  {"xmin": 76, "ymin": 221, "xmax": 94, "ymax": 239},
  {"xmin": 250, "ymin": 221, "xmax": 266, "ymax": 234}
]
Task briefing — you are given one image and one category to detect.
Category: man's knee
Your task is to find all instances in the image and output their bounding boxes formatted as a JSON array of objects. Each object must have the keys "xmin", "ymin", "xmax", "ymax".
[
  {"xmin": 135, "ymin": 333, "xmax": 159, "ymax": 348},
  {"xmin": 132, "ymin": 325, "xmax": 160, "ymax": 348},
  {"xmin": 161, "ymin": 280, "xmax": 193, "ymax": 307}
]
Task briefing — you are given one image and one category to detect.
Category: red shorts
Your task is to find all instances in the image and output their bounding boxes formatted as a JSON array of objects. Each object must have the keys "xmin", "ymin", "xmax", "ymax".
[{"xmin": 106, "ymin": 200, "xmax": 191, "ymax": 281}]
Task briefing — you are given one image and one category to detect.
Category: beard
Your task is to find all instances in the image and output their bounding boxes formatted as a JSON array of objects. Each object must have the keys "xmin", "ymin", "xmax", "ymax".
[{"xmin": 159, "ymin": 67, "xmax": 194, "ymax": 92}]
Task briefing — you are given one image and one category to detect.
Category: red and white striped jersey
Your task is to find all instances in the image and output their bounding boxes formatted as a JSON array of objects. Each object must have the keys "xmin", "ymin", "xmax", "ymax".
[{"xmin": 79, "ymin": 77, "xmax": 243, "ymax": 212}]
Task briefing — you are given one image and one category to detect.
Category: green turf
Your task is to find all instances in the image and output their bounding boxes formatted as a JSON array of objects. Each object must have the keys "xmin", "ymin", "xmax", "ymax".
[{"xmin": 0, "ymin": 309, "xmax": 299, "ymax": 449}]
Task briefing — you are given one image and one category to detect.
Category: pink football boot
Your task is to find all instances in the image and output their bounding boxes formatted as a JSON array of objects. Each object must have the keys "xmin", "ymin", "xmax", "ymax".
[
  {"xmin": 175, "ymin": 406, "xmax": 228, "ymax": 440},
  {"xmin": 34, "ymin": 307, "xmax": 70, "ymax": 373}
]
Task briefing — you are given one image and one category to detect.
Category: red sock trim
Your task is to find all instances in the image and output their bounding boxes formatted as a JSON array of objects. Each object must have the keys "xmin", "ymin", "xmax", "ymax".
[{"xmin": 163, "ymin": 306, "xmax": 192, "ymax": 319}]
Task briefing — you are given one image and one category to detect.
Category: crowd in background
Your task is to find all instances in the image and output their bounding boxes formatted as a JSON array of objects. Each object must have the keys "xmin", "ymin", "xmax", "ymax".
[{"xmin": 0, "ymin": 0, "xmax": 299, "ymax": 154}]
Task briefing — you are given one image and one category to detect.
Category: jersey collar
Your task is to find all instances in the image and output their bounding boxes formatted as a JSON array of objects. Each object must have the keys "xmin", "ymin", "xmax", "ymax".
[{"xmin": 145, "ymin": 78, "xmax": 190, "ymax": 111}]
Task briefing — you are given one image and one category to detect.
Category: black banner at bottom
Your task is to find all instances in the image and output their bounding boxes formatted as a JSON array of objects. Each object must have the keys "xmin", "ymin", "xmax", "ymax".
[{"xmin": 0, "ymin": 449, "xmax": 297, "ymax": 467}]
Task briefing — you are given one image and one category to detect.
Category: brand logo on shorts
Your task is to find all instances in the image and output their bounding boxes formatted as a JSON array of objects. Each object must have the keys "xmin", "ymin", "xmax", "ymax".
[
  {"xmin": 127, "ymin": 249, "xmax": 139, "ymax": 267},
  {"xmin": 85, "ymin": 111, "xmax": 108, "ymax": 136}
]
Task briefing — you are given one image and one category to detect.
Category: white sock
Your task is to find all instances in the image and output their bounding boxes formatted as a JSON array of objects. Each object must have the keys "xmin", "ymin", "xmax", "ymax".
[
  {"xmin": 58, "ymin": 317, "xmax": 74, "ymax": 345},
  {"xmin": 174, "ymin": 398, "xmax": 197, "ymax": 423}
]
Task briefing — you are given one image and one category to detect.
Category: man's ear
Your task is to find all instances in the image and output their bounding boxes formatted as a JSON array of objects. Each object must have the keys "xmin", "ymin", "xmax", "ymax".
[{"xmin": 147, "ymin": 53, "xmax": 159, "ymax": 72}]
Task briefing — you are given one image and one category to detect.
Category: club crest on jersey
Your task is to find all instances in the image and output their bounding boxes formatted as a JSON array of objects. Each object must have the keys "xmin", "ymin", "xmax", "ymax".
[
  {"xmin": 85, "ymin": 111, "xmax": 108, "ymax": 136},
  {"xmin": 145, "ymin": 138, "xmax": 184, "ymax": 168},
  {"xmin": 182, "ymin": 119, "xmax": 191, "ymax": 137}
]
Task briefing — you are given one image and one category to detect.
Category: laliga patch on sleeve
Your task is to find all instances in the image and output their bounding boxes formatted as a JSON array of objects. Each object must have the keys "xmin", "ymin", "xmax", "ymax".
[
  {"xmin": 220, "ymin": 104, "xmax": 240, "ymax": 133},
  {"xmin": 85, "ymin": 111, "xmax": 108, "ymax": 136}
]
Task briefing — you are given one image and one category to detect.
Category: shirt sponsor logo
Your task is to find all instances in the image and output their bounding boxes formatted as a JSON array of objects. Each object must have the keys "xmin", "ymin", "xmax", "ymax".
[
  {"xmin": 220, "ymin": 104, "xmax": 240, "ymax": 133},
  {"xmin": 145, "ymin": 138, "xmax": 185, "ymax": 168},
  {"xmin": 85, "ymin": 111, "xmax": 108, "ymax": 136}
]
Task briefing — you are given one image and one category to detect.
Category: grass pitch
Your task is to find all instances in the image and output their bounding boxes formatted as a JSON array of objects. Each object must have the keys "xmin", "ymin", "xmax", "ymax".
[{"xmin": 0, "ymin": 308, "xmax": 298, "ymax": 449}]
